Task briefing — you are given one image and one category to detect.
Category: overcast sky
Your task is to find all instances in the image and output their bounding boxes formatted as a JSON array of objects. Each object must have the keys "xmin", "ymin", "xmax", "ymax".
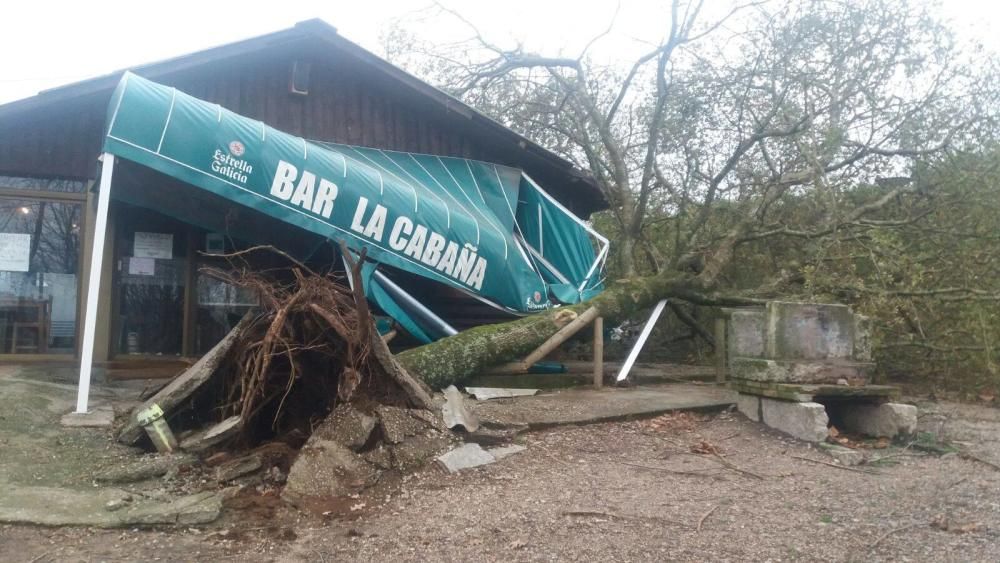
[{"xmin": 0, "ymin": 0, "xmax": 995, "ymax": 105}]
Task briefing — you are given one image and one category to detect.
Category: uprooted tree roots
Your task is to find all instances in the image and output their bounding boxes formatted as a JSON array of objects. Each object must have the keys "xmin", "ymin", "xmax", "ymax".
[{"xmin": 199, "ymin": 245, "xmax": 431, "ymax": 446}]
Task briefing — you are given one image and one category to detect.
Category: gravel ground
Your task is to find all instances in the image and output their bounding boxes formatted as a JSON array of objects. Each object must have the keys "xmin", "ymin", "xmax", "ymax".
[
  {"xmin": 3, "ymin": 402, "xmax": 1000, "ymax": 562},
  {"xmin": 279, "ymin": 407, "xmax": 1000, "ymax": 562}
]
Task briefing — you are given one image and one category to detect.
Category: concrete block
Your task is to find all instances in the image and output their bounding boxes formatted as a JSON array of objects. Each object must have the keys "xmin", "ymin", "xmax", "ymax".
[
  {"xmin": 839, "ymin": 402, "xmax": 917, "ymax": 438},
  {"xmin": 766, "ymin": 301, "xmax": 855, "ymax": 360},
  {"xmin": 730, "ymin": 357, "xmax": 871, "ymax": 385},
  {"xmin": 761, "ymin": 398, "xmax": 829, "ymax": 442},
  {"xmin": 727, "ymin": 309, "xmax": 766, "ymax": 358},
  {"xmin": 61, "ymin": 405, "xmax": 115, "ymax": 428},
  {"xmin": 736, "ymin": 393, "xmax": 761, "ymax": 422}
]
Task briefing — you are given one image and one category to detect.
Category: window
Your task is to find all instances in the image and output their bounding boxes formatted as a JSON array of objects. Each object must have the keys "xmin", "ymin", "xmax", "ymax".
[{"xmin": 0, "ymin": 198, "xmax": 82, "ymax": 354}]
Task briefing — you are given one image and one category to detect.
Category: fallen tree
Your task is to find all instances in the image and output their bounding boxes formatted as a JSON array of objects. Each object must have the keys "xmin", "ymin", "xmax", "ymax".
[{"xmin": 395, "ymin": 229, "xmax": 758, "ymax": 389}]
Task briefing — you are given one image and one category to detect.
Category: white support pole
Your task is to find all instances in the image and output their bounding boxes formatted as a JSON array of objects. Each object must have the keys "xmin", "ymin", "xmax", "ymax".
[
  {"xmin": 75, "ymin": 153, "xmax": 115, "ymax": 414},
  {"xmin": 616, "ymin": 299, "xmax": 668, "ymax": 383}
]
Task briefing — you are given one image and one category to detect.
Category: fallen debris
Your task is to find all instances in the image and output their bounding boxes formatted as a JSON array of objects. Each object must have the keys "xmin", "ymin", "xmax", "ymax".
[
  {"xmin": 465, "ymin": 387, "xmax": 539, "ymax": 401},
  {"xmin": 118, "ymin": 312, "xmax": 254, "ymax": 444},
  {"xmin": 95, "ymin": 454, "xmax": 197, "ymax": 485},
  {"xmin": 282, "ymin": 440, "xmax": 378, "ymax": 508},
  {"xmin": 216, "ymin": 454, "xmax": 263, "ymax": 483},
  {"xmin": 179, "ymin": 416, "xmax": 242, "ymax": 453},
  {"xmin": 391, "ymin": 434, "xmax": 454, "ymax": 471},
  {"xmin": 313, "ymin": 404, "xmax": 377, "ymax": 451},
  {"xmin": 435, "ymin": 443, "xmax": 526, "ymax": 473},
  {"xmin": 103, "ymin": 246, "xmax": 498, "ymax": 518},
  {"xmin": 442, "ymin": 385, "xmax": 480, "ymax": 432},
  {"xmin": 376, "ymin": 405, "xmax": 430, "ymax": 444},
  {"xmin": 436, "ymin": 443, "xmax": 496, "ymax": 473}
]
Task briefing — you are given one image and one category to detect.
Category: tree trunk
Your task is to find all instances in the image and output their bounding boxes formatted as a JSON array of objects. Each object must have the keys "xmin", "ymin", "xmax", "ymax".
[{"xmin": 394, "ymin": 270, "xmax": 720, "ymax": 389}]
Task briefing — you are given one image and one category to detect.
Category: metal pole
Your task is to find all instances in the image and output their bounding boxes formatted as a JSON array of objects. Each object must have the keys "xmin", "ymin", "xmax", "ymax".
[
  {"xmin": 75, "ymin": 154, "xmax": 114, "ymax": 413},
  {"xmin": 372, "ymin": 269, "xmax": 458, "ymax": 338},
  {"xmin": 616, "ymin": 299, "xmax": 668, "ymax": 383}
]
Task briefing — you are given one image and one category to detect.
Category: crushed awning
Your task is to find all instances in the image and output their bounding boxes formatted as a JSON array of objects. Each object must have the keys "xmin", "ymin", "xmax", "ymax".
[{"xmin": 100, "ymin": 72, "xmax": 607, "ymax": 333}]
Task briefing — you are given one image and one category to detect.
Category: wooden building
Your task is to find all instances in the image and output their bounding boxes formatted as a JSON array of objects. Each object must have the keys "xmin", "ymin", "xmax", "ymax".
[{"xmin": 0, "ymin": 19, "xmax": 605, "ymax": 364}]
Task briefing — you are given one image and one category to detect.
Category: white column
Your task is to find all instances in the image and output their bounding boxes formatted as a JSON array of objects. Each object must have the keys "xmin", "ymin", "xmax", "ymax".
[
  {"xmin": 75, "ymin": 153, "xmax": 115, "ymax": 414},
  {"xmin": 616, "ymin": 299, "xmax": 668, "ymax": 383}
]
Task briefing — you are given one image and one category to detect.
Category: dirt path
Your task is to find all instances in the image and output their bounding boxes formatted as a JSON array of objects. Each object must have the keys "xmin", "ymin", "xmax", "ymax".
[{"xmin": 3, "ymin": 404, "xmax": 1000, "ymax": 562}]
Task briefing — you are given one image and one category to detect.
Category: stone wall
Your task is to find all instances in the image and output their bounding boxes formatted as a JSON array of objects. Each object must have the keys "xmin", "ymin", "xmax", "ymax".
[{"xmin": 727, "ymin": 302, "xmax": 872, "ymax": 385}]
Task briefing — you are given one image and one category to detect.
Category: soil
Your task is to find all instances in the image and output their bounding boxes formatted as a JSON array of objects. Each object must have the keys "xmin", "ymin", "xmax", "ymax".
[{"xmin": 3, "ymin": 399, "xmax": 1000, "ymax": 562}]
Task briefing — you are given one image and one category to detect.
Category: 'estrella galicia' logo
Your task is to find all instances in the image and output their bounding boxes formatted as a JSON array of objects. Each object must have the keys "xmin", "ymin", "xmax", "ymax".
[
  {"xmin": 526, "ymin": 291, "xmax": 549, "ymax": 311},
  {"xmin": 228, "ymin": 140, "xmax": 245, "ymax": 157}
]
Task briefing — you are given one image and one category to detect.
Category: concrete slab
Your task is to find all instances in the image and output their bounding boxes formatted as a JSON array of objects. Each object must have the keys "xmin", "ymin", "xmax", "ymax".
[
  {"xmin": 0, "ymin": 483, "xmax": 221, "ymax": 527},
  {"xmin": 730, "ymin": 357, "xmax": 871, "ymax": 385},
  {"xmin": 60, "ymin": 405, "xmax": 115, "ymax": 427},
  {"xmin": 0, "ymin": 365, "xmax": 225, "ymax": 528},
  {"xmin": 469, "ymin": 383, "xmax": 735, "ymax": 429},
  {"xmin": 437, "ymin": 443, "xmax": 497, "ymax": 473},
  {"xmin": 435, "ymin": 443, "xmax": 527, "ymax": 473},
  {"xmin": 465, "ymin": 387, "xmax": 539, "ymax": 400}
]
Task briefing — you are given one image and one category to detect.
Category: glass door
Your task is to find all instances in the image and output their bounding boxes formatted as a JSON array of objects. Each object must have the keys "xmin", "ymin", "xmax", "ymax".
[{"xmin": 112, "ymin": 206, "xmax": 187, "ymax": 357}]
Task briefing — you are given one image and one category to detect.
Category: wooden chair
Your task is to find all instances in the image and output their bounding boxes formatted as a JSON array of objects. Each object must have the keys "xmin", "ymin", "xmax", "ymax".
[{"xmin": 11, "ymin": 299, "xmax": 50, "ymax": 354}]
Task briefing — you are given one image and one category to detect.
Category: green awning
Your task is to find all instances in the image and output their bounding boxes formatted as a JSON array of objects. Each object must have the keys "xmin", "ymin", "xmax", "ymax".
[{"xmin": 101, "ymin": 72, "xmax": 606, "ymax": 322}]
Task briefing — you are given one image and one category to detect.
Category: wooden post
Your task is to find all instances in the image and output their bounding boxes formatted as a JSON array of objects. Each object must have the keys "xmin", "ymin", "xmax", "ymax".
[
  {"xmin": 714, "ymin": 317, "xmax": 727, "ymax": 384},
  {"xmin": 521, "ymin": 306, "xmax": 600, "ymax": 369},
  {"xmin": 593, "ymin": 316, "xmax": 604, "ymax": 388}
]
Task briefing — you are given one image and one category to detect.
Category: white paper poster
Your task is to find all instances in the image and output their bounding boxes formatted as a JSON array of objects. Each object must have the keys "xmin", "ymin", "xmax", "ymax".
[
  {"xmin": 0, "ymin": 233, "xmax": 31, "ymax": 272},
  {"xmin": 134, "ymin": 232, "xmax": 173, "ymax": 259},
  {"xmin": 128, "ymin": 257, "xmax": 155, "ymax": 276}
]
